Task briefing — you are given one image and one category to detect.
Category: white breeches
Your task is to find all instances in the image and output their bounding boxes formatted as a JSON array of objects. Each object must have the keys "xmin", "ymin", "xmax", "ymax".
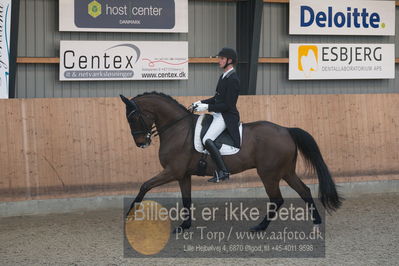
[{"xmin": 202, "ymin": 112, "xmax": 226, "ymax": 145}]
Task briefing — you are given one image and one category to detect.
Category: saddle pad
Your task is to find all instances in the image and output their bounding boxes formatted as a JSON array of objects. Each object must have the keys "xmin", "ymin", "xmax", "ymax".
[{"xmin": 194, "ymin": 114, "xmax": 242, "ymax": 156}]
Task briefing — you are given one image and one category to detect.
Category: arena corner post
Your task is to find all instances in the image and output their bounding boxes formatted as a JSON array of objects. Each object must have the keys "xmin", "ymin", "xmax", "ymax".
[
  {"xmin": 236, "ymin": 0, "xmax": 263, "ymax": 95},
  {"xmin": 8, "ymin": 0, "xmax": 20, "ymax": 98}
]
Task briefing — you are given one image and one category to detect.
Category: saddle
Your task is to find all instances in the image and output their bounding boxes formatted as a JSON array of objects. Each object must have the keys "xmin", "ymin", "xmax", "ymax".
[{"xmin": 194, "ymin": 114, "xmax": 242, "ymax": 156}]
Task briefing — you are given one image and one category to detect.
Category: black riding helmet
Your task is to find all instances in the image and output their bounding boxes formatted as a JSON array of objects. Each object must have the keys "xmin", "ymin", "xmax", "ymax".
[{"xmin": 217, "ymin": 47, "xmax": 238, "ymax": 68}]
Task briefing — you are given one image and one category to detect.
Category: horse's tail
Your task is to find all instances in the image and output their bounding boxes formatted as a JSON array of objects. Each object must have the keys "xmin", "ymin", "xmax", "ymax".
[{"xmin": 287, "ymin": 127, "xmax": 342, "ymax": 212}]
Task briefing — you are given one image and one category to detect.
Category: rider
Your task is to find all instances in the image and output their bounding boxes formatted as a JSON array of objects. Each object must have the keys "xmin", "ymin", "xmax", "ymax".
[{"xmin": 192, "ymin": 47, "xmax": 241, "ymax": 183}]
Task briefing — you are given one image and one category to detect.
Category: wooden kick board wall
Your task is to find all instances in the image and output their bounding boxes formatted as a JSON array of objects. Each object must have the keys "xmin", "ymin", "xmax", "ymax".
[{"xmin": 0, "ymin": 94, "xmax": 398, "ymax": 201}]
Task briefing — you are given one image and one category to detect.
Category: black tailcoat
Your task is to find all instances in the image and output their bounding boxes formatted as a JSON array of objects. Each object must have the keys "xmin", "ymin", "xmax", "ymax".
[{"xmin": 201, "ymin": 69, "xmax": 241, "ymax": 148}]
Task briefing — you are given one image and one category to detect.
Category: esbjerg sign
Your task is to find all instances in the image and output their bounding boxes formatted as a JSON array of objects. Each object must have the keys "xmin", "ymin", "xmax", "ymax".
[
  {"xmin": 289, "ymin": 43, "xmax": 395, "ymax": 80},
  {"xmin": 59, "ymin": 0, "xmax": 188, "ymax": 33},
  {"xmin": 289, "ymin": 0, "xmax": 395, "ymax": 35},
  {"xmin": 60, "ymin": 41, "xmax": 188, "ymax": 81}
]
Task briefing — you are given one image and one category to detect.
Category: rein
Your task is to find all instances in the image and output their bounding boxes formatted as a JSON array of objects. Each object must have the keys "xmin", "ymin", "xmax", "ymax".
[{"xmin": 153, "ymin": 112, "xmax": 192, "ymax": 137}]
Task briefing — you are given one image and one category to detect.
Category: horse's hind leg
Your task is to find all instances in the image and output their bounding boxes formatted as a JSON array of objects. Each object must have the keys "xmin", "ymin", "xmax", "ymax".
[
  {"xmin": 251, "ymin": 171, "xmax": 284, "ymax": 232},
  {"xmin": 283, "ymin": 172, "xmax": 322, "ymax": 224}
]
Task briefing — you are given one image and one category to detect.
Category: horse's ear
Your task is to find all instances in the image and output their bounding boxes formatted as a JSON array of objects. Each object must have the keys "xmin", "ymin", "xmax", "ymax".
[{"xmin": 120, "ymin": 94, "xmax": 134, "ymax": 107}]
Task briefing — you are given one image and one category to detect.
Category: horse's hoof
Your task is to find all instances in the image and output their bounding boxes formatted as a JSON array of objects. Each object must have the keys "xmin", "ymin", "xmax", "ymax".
[
  {"xmin": 125, "ymin": 211, "xmax": 135, "ymax": 222},
  {"xmin": 249, "ymin": 225, "xmax": 266, "ymax": 232}
]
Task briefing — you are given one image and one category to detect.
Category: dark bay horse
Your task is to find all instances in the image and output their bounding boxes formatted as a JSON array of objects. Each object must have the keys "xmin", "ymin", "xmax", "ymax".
[{"xmin": 120, "ymin": 92, "xmax": 342, "ymax": 232}]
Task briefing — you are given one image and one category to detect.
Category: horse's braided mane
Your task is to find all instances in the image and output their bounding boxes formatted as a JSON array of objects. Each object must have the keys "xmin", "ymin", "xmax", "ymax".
[{"xmin": 134, "ymin": 91, "xmax": 190, "ymax": 113}]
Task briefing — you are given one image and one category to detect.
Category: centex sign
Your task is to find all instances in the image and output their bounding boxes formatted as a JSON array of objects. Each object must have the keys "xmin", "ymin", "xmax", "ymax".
[
  {"xmin": 290, "ymin": 0, "xmax": 395, "ymax": 35},
  {"xmin": 59, "ymin": 41, "xmax": 188, "ymax": 81}
]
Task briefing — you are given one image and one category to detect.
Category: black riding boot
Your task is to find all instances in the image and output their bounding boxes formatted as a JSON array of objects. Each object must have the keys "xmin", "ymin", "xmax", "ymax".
[{"xmin": 204, "ymin": 139, "xmax": 230, "ymax": 183}]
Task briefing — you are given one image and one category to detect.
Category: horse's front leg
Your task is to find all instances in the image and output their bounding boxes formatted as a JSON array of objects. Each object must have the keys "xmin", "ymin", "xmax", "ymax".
[
  {"xmin": 126, "ymin": 169, "xmax": 175, "ymax": 217},
  {"xmin": 173, "ymin": 174, "xmax": 192, "ymax": 233}
]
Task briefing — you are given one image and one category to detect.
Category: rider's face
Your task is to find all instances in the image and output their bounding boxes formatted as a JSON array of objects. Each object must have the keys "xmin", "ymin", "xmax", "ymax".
[{"xmin": 218, "ymin": 56, "xmax": 231, "ymax": 69}]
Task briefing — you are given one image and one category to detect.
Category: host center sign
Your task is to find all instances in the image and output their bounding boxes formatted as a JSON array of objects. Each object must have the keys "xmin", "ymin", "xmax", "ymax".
[
  {"xmin": 58, "ymin": 0, "xmax": 188, "ymax": 32},
  {"xmin": 76, "ymin": 0, "xmax": 175, "ymax": 29},
  {"xmin": 290, "ymin": 0, "xmax": 395, "ymax": 35},
  {"xmin": 105, "ymin": 5, "xmax": 163, "ymax": 16}
]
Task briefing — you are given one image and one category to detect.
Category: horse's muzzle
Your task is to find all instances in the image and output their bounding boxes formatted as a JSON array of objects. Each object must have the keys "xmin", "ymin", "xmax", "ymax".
[
  {"xmin": 139, "ymin": 143, "xmax": 150, "ymax": 149},
  {"xmin": 137, "ymin": 139, "xmax": 151, "ymax": 148}
]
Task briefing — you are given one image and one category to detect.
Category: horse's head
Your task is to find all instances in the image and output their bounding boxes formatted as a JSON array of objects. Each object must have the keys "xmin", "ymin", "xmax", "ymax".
[{"xmin": 120, "ymin": 94, "xmax": 155, "ymax": 148}]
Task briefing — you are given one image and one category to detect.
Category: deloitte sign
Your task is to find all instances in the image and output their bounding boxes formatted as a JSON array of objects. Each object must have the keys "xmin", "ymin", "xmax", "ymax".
[{"xmin": 289, "ymin": 0, "xmax": 395, "ymax": 35}]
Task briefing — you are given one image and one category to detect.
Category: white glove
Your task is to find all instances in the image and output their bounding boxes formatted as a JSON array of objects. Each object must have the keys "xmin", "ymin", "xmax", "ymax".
[
  {"xmin": 194, "ymin": 103, "xmax": 208, "ymax": 112},
  {"xmin": 189, "ymin": 100, "xmax": 202, "ymax": 111}
]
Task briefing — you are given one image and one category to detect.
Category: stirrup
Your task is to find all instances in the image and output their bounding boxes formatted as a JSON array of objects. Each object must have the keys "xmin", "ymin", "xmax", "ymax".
[{"xmin": 208, "ymin": 170, "xmax": 229, "ymax": 183}]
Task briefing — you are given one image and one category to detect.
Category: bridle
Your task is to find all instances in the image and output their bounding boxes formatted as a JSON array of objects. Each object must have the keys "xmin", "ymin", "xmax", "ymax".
[
  {"xmin": 126, "ymin": 105, "xmax": 154, "ymax": 145},
  {"xmin": 126, "ymin": 99, "xmax": 192, "ymax": 147}
]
